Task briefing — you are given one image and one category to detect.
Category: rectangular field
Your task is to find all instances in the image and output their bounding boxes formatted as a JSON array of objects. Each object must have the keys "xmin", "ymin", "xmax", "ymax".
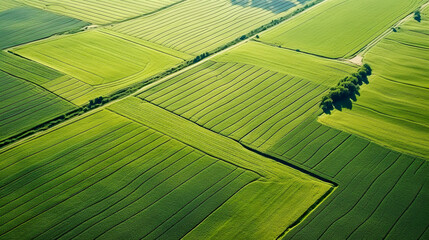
[
  {"xmin": 0, "ymin": 99, "xmax": 332, "ymax": 239},
  {"xmin": 111, "ymin": 0, "xmax": 313, "ymax": 55},
  {"xmin": 16, "ymin": 0, "xmax": 183, "ymax": 24},
  {"xmin": 11, "ymin": 29, "xmax": 189, "ymax": 105},
  {"xmin": 0, "ymin": 7, "xmax": 88, "ymax": 49},
  {"xmin": 213, "ymin": 41, "xmax": 357, "ymax": 86},
  {"xmin": 259, "ymin": 0, "xmax": 427, "ymax": 58},
  {"xmin": 319, "ymin": 8, "xmax": 429, "ymax": 159}
]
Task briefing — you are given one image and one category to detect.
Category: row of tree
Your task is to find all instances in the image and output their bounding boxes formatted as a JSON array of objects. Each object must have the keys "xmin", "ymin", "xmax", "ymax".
[{"xmin": 320, "ymin": 64, "xmax": 372, "ymax": 113}]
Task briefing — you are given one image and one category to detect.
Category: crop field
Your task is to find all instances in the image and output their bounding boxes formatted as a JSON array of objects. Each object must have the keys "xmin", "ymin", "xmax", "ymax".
[
  {"xmin": 259, "ymin": 0, "xmax": 427, "ymax": 58},
  {"xmin": 0, "ymin": 99, "xmax": 331, "ymax": 239},
  {"xmin": 0, "ymin": 7, "xmax": 88, "ymax": 49},
  {"xmin": 16, "ymin": 0, "xmax": 183, "ymax": 25},
  {"xmin": 266, "ymin": 113, "xmax": 429, "ymax": 239},
  {"xmin": 111, "ymin": 0, "xmax": 313, "ymax": 55},
  {"xmin": 319, "ymin": 8, "xmax": 429, "ymax": 159},
  {"xmin": 1, "ymin": 0, "xmax": 429, "ymax": 239},
  {"xmin": 11, "ymin": 29, "xmax": 188, "ymax": 105},
  {"xmin": 0, "ymin": 0, "xmax": 22, "ymax": 12},
  {"xmin": 0, "ymin": 71, "xmax": 75, "ymax": 142},
  {"xmin": 0, "ymin": 52, "xmax": 75, "ymax": 141},
  {"xmin": 213, "ymin": 41, "xmax": 357, "ymax": 86},
  {"xmin": 138, "ymin": 60, "xmax": 328, "ymax": 150}
]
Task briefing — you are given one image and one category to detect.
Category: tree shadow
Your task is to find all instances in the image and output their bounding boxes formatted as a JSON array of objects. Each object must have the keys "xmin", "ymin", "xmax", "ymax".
[
  {"xmin": 230, "ymin": 0, "xmax": 311, "ymax": 14},
  {"xmin": 334, "ymin": 99, "xmax": 353, "ymax": 111}
]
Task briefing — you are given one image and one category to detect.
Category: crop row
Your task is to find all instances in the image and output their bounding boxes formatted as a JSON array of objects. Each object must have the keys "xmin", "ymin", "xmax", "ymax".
[
  {"xmin": 112, "ymin": 0, "xmax": 305, "ymax": 54},
  {"xmin": 265, "ymin": 113, "xmax": 428, "ymax": 239},
  {"xmin": 0, "ymin": 110, "xmax": 257, "ymax": 239},
  {"xmin": 0, "ymin": 7, "xmax": 88, "ymax": 49},
  {"xmin": 0, "ymin": 71, "xmax": 75, "ymax": 141},
  {"xmin": 139, "ymin": 61, "xmax": 328, "ymax": 149},
  {"xmin": 17, "ymin": 0, "xmax": 181, "ymax": 24},
  {"xmin": 0, "ymin": 52, "xmax": 63, "ymax": 85}
]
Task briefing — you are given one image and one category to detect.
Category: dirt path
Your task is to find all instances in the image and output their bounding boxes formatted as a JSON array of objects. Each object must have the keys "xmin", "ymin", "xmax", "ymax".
[{"xmin": 349, "ymin": 1, "xmax": 429, "ymax": 63}]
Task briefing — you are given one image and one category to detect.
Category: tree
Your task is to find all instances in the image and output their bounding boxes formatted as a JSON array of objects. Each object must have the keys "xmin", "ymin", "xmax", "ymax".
[
  {"xmin": 414, "ymin": 10, "xmax": 421, "ymax": 22},
  {"xmin": 362, "ymin": 63, "xmax": 372, "ymax": 75}
]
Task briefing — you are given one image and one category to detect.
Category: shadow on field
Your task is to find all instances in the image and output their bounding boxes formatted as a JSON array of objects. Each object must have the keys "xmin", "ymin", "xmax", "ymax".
[
  {"xmin": 323, "ymin": 98, "xmax": 354, "ymax": 114},
  {"xmin": 230, "ymin": 0, "xmax": 311, "ymax": 13}
]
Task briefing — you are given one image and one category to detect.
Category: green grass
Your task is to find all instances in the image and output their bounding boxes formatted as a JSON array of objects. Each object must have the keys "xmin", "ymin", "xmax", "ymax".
[
  {"xmin": 213, "ymin": 41, "xmax": 357, "ymax": 86},
  {"xmin": 318, "ymin": 9, "xmax": 429, "ymax": 159},
  {"xmin": 0, "ymin": 99, "xmax": 332, "ymax": 239},
  {"xmin": 16, "ymin": 0, "xmax": 183, "ymax": 24},
  {"xmin": 259, "ymin": 0, "xmax": 427, "ymax": 58},
  {"xmin": 111, "ymin": 0, "xmax": 313, "ymax": 55},
  {"xmin": 0, "ymin": 71, "xmax": 75, "ymax": 141},
  {"xmin": 11, "ymin": 29, "xmax": 188, "ymax": 105},
  {"xmin": 137, "ymin": 60, "xmax": 329, "ymax": 151},
  {"xmin": 0, "ymin": 7, "xmax": 88, "ymax": 49}
]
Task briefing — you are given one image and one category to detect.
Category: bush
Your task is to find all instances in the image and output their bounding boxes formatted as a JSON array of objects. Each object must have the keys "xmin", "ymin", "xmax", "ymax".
[{"xmin": 414, "ymin": 10, "xmax": 421, "ymax": 22}]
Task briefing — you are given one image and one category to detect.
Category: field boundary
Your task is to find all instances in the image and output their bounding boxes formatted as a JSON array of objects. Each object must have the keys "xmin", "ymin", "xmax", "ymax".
[{"xmin": 0, "ymin": 0, "xmax": 328, "ymax": 149}]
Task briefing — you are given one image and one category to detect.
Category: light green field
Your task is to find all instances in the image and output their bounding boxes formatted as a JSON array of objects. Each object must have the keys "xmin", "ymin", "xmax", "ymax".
[
  {"xmin": 319, "ymin": 8, "xmax": 429, "ymax": 159},
  {"xmin": 12, "ymin": 30, "xmax": 185, "ymax": 85},
  {"xmin": 16, "ymin": 0, "xmax": 182, "ymax": 24},
  {"xmin": 0, "ymin": 98, "xmax": 331, "ymax": 239},
  {"xmin": 11, "ymin": 29, "xmax": 188, "ymax": 105},
  {"xmin": 260, "ymin": 0, "xmax": 427, "ymax": 58},
  {"xmin": 111, "ymin": 0, "xmax": 312, "ymax": 55},
  {"xmin": 0, "ymin": 0, "xmax": 22, "ymax": 12},
  {"xmin": 214, "ymin": 41, "xmax": 356, "ymax": 86}
]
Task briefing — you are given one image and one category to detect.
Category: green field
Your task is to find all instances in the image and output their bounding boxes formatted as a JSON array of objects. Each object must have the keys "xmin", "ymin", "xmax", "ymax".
[
  {"xmin": 11, "ymin": 29, "xmax": 189, "ymax": 105},
  {"xmin": 0, "ymin": 51, "xmax": 64, "ymax": 85},
  {"xmin": 0, "ymin": 98, "xmax": 331, "ymax": 239},
  {"xmin": 0, "ymin": 51, "xmax": 75, "ymax": 141},
  {"xmin": 1, "ymin": 0, "xmax": 428, "ymax": 239},
  {"xmin": 138, "ymin": 60, "xmax": 329, "ymax": 150},
  {"xmin": 263, "ymin": 113, "xmax": 429, "ymax": 240},
  {"xmin": 0, "ymin": 0, "xmax": 22, "ymax": 12},
  {"xmin": 0, "ymin": 7, "xmax": 88, "ymax": 49},
  {"xmin": 16, "ymin": 0, "xmax": 183, "ymax": 25},
  {"xmin": 214, "ymin": 41, "xmax": 357, "ymax": 86},
  {"xmin": 111, "ymin": 0, "xmax": 313, "ymax": 55},
  {"xmin": 0, "ymin": 70, "xmax": 75, "ymax": 142},
  {"xmin": 259, "ymin": 0, "xmax": 426, "ymax": 58},
  {"xmin": 319, "ymin": 8, "xmax": 429, "ymax": 159}
]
